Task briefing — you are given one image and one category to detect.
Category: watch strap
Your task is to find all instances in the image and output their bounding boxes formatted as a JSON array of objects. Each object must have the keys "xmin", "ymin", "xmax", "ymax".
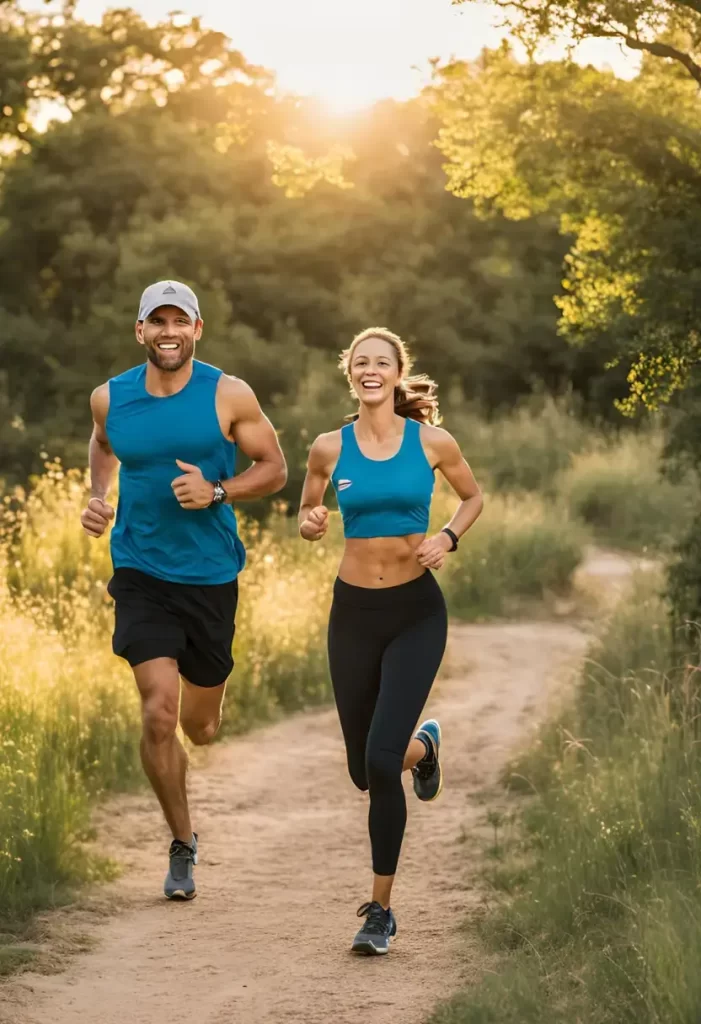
[
  {"xmin": 441, "ymin": 527, "xmax": 459, "ymax": 552},
  {"xmin": 210, "ymin": 480, "xmax": 226, "ymax": 505}
]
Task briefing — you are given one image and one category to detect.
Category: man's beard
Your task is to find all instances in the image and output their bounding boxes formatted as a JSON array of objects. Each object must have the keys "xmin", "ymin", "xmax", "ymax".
[{"xmin": 145, "ymin": 339, "xmax": 194, "ymax": 372}]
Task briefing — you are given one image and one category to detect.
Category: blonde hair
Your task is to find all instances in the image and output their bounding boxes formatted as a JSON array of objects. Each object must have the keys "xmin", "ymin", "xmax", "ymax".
[{"xmin": 339, "ymin": 327, "xmax": 441, "ymax": 425}]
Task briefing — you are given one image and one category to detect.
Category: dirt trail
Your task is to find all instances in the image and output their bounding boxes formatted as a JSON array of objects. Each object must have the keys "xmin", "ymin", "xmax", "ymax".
[{"xmin": 1, "ymin": 548, "xmax": 643, "ymax": 1024}]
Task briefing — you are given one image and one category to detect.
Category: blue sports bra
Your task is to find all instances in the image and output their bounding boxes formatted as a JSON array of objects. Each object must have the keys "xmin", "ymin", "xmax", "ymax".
[{"xmin": 331, "ymin": 418, "xmax": 435, "ymax": 539}]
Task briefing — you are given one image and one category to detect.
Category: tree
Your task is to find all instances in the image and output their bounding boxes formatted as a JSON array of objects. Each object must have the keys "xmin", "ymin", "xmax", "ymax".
[
  {"xmin": 454, "ymin": 0, "xmax": 701, "ymax": 86},
  {"xmin": 0, "ymin": 83, "xmax": 573, "ymax": 482},
  {"xmin": 2, "ymin": 5, "xmax": 608, "ymax": 510},
  {"xmin": 0, "ymin": 2, "xmax": 270, "ymax": 145},
  {"xmin": 434, "ymin": 30, "xmax": 701, "ymax": 637},
  {"xmin": 431, "ymin": 46, "xmax": 701, "ymax": 413}
]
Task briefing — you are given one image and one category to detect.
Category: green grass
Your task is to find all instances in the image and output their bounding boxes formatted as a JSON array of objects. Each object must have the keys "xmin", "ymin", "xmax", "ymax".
[
  {"xmin": 433, "ymin": 568, "xmax": 701, "ymax": 1024},
  {"xmin": 450, "ymin": 396, "xmax": 592, "ymax": 497},
  {"xmin": 448, "ymin": 399, "xmax": 698, "ymax": 555},
  {"xmin": 560, "ymin": 432, "xmax": 697, "ymax": 552},
  {"xmin": 434, "ymin": 487, "xmax": 586, "ymax": 619},
  {"xmin": 0, "ymin": 943, "xmax": 39, "ymax": 978}
]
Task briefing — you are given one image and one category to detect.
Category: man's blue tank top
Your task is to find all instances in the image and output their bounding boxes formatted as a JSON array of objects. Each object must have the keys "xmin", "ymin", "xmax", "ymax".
[
  {"xmin": 331, "ymin": 418, "xmax": 435, "ymax": 538},
  {"xmin": 106, "ymin": 359, "xmax": 246, "ymax": 585}
]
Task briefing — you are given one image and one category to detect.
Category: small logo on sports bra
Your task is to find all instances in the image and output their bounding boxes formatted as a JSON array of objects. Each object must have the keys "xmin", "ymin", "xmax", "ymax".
[{"xmin": 337, "ymin": 479, "xmax": 353, "ymax": 491}]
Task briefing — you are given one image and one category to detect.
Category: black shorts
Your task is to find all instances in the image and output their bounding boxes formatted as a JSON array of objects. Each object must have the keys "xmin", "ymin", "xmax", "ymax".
[{"xmin": 107, "ymin": 568, "xmax": 238, "ymax": 688}]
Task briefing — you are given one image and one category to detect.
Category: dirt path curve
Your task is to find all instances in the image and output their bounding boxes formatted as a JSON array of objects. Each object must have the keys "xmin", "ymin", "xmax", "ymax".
[{"xmin": 1, "ymin": 548, "xmax": 641, "ymax": 1024}]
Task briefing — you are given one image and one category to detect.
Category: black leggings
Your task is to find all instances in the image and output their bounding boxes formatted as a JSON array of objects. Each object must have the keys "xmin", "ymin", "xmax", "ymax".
[{"xmin": 327, "ymin": 571, "xmax": 448, "ymax": 876}]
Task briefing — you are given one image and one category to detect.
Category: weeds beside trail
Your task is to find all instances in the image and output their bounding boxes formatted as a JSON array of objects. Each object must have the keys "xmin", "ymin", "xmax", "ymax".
[
  {"xmin": 454, "ymin": 397, "xmax": 697, "ymax": 552},
  {"xmin": 433, "ymin": 567, "xmax": 701, "ymax": 1024},
  {"xmin": 0, "ymin": 464, "xmax": 335, "ymax": 923}
]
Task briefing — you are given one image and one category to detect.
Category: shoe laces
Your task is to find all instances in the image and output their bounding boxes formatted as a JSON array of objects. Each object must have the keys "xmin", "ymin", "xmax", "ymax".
[
  {"xmin": 357, "ymin": 901, "xmax": 390, "ymax": 935},
  {"xmin": 167, "ymin": 839, "xmax": 194, "ymax": 864},
  {"xmin": 414, "ymin": 746, "xmax": 437, "ymax": 780},
  {"xmin": 168, "ymin": 839, "xmax": 195, "ymax": 879}
]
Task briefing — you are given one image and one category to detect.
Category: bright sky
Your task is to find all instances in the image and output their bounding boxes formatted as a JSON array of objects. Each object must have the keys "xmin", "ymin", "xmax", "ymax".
[{"xmin": 69, "ymin": 0, "xmax": 639, "ymax": 113}]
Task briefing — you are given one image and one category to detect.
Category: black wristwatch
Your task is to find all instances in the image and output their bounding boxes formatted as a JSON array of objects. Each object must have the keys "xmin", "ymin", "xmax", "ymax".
[
  {"xmin": 441, "ymin": 527, "xmax": 459, "ymax": 552},
  {"xmin": 210, "ymin": 480, "xmax": 226, "ymax": 505}
]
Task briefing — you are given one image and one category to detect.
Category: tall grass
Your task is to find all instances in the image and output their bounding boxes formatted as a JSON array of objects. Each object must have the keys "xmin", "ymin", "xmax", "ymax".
[
  {"xmin": 433, "ymin": 570, "xmax": 701, "ymax": 1024},
  {"xmin": 450, "ymin": 398, "xmax": 698, "ymax": 553},
  {"xmin": 561, "ymin": 432, "xmax": 697, "ymax": 552},
  {"xmin": 432, "ymin": 485, "xmax": 586, "ymax": 618},
  {"xmin": 450, "ymin": 396, "xmax": 591, "ymax": 497},
  {"xmin": 0, "ymin": 583, "xmax": 140, "ymax": 918},
  {"xmin": 0, "ymin": 463, "xmax": 338, "ymax": 920}
]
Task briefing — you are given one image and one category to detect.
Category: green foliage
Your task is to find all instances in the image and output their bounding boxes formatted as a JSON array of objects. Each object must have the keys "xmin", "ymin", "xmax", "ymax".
[
  {"xmin": 561, "ymin": 432, "xmax": 697, "ymax": 551},
  {"xmin": 511, "ymin": 569, "xmax": 671, "ymax": 794},
  {"xmin": 0, "ymin": 4, "xmax": 623, "ymax": 494},
  {"xmin": 267, "ymin": 140, "xmax": 355, "ymax": 198},
  {"xmin": 446, "ymin": 398, "xmax": 698, "ymax": 557},
  {"xmin": 450, "ymin": 396, "xmax": 592, "ymax": 496},
  {"xmin": 0, "ymin": 592, "xmax": 141, "ymax": 917},
  {"xmin": 455, "ymin": 0, "xmax": 701, "ymax": 89},
  {"xmin": 435, "ymin": 486, "xmax": 586, "ymax": 619},
  {"xmin": 431, "ymin": 47, "xmax": 701, "ymax": 416},
  {"xmin": 667, "ymin": 505, "xmax": 701, "ymax": 658},
  {"xmin": 431, "ymin": 37, "xmax": 701, "ymax": 666},
  {"xmin": 0, "ymin": 3, "xmax": 270, "ymax": 143}
]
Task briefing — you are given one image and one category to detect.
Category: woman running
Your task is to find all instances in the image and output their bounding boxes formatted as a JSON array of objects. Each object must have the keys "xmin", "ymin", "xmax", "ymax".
[{"xmin": 298, "ymin": 327, "xmax": 483, "ymax": 955}]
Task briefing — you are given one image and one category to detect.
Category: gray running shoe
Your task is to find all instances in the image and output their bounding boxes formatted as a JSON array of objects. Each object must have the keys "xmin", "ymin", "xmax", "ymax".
[
  {"xmin": 164, "ymin": 832, "xmax": 198, "ymax": 900},
  {"xmin": 351, "ymin": 901, "xmax": 397, "ymax": 955}
]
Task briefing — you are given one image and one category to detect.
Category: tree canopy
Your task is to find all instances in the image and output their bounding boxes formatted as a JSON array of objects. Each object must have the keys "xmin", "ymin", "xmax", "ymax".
[
  {"xmin": 454, "ymin": 0, "xmax": 701, "ymax": 85},
  {"xmin": 0, "ymin": 3, "xmax": 600, "ymax": 503},
  {"xmin": 431, "ymin": 45, "xmax": 701, "ymax": 414},
  {"xmin": 444, "ymin": 0, "xmax": 701, "ymax": 631}
]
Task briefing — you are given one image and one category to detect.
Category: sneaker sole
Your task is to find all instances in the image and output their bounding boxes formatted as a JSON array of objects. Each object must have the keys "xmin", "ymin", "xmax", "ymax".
[{"xmin": 351, "ymin": 939, "xmax": 392, "ymax": 955}]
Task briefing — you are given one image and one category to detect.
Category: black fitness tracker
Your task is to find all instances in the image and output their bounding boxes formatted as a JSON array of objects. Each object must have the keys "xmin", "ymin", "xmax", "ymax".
[{"xmin": 441, "ymin": 527, "xmax": 459, "ymax": 552}]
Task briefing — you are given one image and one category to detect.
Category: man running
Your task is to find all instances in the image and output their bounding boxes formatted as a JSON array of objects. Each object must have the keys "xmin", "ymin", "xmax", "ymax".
[{"xmin": 80, "ymin": 280, "xmax": 287, "ymax": 900}]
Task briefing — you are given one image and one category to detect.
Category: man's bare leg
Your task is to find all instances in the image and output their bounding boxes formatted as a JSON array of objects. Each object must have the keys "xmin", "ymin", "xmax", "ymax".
[
  {"xmin": 133, "ymin": 657, "xmax": 191, "ymax": 842},
  {"xmin": 179, "ymin": 676, "xmax": 226, "ymax": 747}
]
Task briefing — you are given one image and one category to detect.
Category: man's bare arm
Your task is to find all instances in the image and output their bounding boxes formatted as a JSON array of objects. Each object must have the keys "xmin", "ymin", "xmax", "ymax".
[
  {"xmin": 81, "ymin": 384, "xmax": 118, "ymax": 537},
  {"xmin": 89, "ymin": 384, "xmax": 119, "ymax": 501},
  {"xmin": 221, "ymin": 377, "xmax": 287, "ymax": 501}
]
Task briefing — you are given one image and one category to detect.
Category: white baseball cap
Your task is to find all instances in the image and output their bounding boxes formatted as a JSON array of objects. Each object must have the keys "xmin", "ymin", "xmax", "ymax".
[{"xmin": 138, "ymin": 280, "xmax": 200, "ymax": 323}]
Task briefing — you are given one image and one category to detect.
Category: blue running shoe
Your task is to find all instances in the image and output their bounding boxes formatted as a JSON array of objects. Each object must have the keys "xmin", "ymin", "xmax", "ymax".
[
  {"xmin": 164, "ymin": 832, "xmax": 198, "ymax": 900},
  {"xmin": 351, "ymin": 901, "xmax": 397, "ymax": 955},
  {"xmin": 412, "ymin": 719, "xmax": 443, "ymax": 801}
]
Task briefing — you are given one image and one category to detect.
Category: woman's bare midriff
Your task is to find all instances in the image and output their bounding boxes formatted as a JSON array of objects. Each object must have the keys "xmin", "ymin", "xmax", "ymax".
[{"xmin": 338, "ymin": 535, "xmax": 427, "ymax": 588}]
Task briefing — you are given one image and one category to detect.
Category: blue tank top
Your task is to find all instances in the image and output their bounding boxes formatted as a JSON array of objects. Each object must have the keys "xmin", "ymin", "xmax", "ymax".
[
  {"xmin": 106, "ymin": 360, "xmax": 246, "ymax": 585},
  {"xmin": 331, "ymin": 418, "xmax": 434, "ymax": 539}
]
